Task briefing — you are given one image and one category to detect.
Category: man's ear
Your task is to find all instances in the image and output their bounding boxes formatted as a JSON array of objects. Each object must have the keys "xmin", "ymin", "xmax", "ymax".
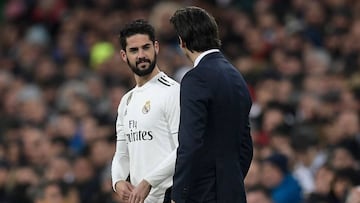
[
  {"xmin": 154, "ymin": 41, "xmax": 160, "ymax": 54},
  {"xmin": 178, "ymin": 37, "xmax": 185, "ymax": 48},
  {"xmin": 120, "ymin": 50, "xmax": 127, "ymax": 62}
]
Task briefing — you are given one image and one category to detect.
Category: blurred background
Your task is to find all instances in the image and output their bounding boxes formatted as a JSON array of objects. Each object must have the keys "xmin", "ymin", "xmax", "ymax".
[{"xmin": 0, "ymin": 0, "xmax": 360, "ymax": 203}]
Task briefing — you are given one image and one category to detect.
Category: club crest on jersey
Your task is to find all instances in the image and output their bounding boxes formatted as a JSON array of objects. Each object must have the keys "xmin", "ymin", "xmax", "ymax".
[{"xmin": 142, "ymin": 100, "xmax": 151, "ymax": 114}]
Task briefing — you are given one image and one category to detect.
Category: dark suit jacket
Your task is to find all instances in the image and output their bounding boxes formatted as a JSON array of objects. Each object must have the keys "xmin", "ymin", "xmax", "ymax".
[{"xmin": 172, "ymin": 51, "xmax": 253, "ymax": 203}]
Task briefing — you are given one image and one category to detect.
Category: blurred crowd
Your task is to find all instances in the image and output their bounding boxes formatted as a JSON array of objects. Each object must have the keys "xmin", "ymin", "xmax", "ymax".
[{"xmin": 0, "ymin": 0, "xmax": 360, "ymax": 203}]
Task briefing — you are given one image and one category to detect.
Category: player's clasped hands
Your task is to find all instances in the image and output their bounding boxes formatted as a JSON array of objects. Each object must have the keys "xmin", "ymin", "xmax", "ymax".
[
  {"xmin": 116, "ymin": 180, "xmax": 152, "ymax": 203},
  {"xmin": 115, "ymin": 180, "xmax": 135, "ymax": 203},
  {"xmin": 129, "ymin": 180, "xmax": 152, "ymax": 203}
]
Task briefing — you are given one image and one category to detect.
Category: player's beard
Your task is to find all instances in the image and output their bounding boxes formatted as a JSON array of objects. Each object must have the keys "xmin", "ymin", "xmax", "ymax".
[{"xmin": 127, "ymin": 53, "xmax": 157, "ymax": 77}]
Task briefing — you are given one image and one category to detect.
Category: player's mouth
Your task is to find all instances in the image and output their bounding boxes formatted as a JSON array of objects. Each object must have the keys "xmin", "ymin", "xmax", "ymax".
[{"xmin": 136, "ymin": 59, "xmax": 151, "ymax": 66}]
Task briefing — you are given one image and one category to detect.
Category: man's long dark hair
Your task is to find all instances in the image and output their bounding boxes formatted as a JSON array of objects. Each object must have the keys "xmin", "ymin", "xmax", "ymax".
[
  {"xmin": 119, "ymin": 19, "xmax": 156, "ymax": 50},
  {"xmin": 170, "ymin": 6, "xmax": 221, "ymax": 52}
]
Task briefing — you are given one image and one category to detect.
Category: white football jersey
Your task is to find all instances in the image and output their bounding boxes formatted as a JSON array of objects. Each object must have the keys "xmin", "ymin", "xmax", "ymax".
[{"xmin": 111, "ymin": 72, "xmax": 180, "ymax": 202}]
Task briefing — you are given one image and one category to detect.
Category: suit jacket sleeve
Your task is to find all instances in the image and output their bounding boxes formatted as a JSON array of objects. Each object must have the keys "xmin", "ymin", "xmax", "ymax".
[
  {"xmin": 239, "ymin": 117, "xmax": 253, "ymax": 177},
  {"xmin": 172, "ymin": 72, "xmax": 210, "ymax": 202}
]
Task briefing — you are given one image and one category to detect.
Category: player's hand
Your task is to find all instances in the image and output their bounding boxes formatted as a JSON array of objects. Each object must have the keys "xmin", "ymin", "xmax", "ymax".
[
  {"xmin": 115, "ymin": 180, "xmax": 134, "ymax": 203},
  {"xmin": 171, "ymin": 201, "xmax": 176, "ymax": 203},
  {"xmin": 129, "ymin": 179, "xmax": 152, "ymax": 203}
]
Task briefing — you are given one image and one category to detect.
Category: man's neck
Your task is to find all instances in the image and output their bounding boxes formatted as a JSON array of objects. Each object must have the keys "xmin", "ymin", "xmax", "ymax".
[
  {"xmin": 186, "ymin": 50, "xmax": 201, "ymax": 65},
  {"xmin": 185, "ymin": 49, "xmax": 220, "ymax": 66}
]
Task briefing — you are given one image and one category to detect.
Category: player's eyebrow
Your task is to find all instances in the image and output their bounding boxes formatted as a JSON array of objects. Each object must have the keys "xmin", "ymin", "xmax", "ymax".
[
  {"xmin": 129, "ymin": 47, "xmax": 138, "ymax": 52},
  {"xmin": 128, "ymin": 43, "xmax": 152, "ymax": 52}
]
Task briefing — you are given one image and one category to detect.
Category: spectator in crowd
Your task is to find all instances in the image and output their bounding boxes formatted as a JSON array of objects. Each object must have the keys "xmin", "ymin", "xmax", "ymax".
[
  {"xmin": 73, "ymin": 156, "xmax": 99, "ymax": 203},
  {"xmin": 291, "ymin": 126, "xmax": 327, "ymax": 196},
  {"xmin": 306, "ymin": 163, "xmax": 336, "ymax": 203},
  {"xmin": 330, "ymin": 168, "xmax": 360, "ymax": 203},
  {"xmin": 245, "ymin": 158, "xmax": 262, "ymax": 189},
  {"xmin": 330, "ymin": 141, "xmax": 360, "ymax": 170},
  {"xmin": 247, "ymin": 185, "xmax": 273, "ymax": 203},
  {"xmin": 261, "ymin": 152, "xmax": 303, "ymax": 203},
  {"xmin": 269, "ymin": 124, "xmax": 294, "ymax": 161},
  {"xmin": 30, "ymin": 180, "xmax": 80, "ymax": 203},
  {"xmin": 0, "ymin": 160, "xmax": 10, "ymax": 203},
  {"xmin": 346, "ymin": 186, "xmax": 360, "ymax": 203}
]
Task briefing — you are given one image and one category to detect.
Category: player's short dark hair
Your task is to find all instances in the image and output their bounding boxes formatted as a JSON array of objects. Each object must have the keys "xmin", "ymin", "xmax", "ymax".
[{"xmin": 119, "ymin": 19, "xmax": 156, "ymax": 50}]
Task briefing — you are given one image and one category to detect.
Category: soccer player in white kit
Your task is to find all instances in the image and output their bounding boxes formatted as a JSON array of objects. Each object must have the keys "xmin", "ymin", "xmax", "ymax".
[{"xmin": 111, "ymin": 19, "xmax": 180, "ymax": 203}]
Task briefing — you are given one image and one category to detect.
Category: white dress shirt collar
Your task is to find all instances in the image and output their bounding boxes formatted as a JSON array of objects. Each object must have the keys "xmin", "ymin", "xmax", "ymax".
[{"xmin": 193, "ymin": 49, "xmax": 220, "ymax": 67}]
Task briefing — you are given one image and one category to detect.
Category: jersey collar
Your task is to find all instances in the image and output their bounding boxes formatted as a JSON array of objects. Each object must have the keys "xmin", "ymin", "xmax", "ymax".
[{"xmin": 135, "ymin": 72, "xmax": 164, "ymax": 91}]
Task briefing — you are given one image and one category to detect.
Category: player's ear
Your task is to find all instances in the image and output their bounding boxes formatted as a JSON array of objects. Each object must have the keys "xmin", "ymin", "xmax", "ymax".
[{"xmin": 120, "ymin": 50, "xmax": 127, "ymax": 62}]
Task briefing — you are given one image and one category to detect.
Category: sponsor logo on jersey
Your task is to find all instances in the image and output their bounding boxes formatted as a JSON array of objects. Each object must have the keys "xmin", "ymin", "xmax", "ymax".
[
  {"xmin": 142, "ymin": 100, "xmax": 150, "ymax": 114},
  {"xmin": 126, "ymin": 130, "xmax": 153, "ymax": 142},
  {"xmin": 126, "ymin": 120, "xmax": 153, "ymax": 142}
]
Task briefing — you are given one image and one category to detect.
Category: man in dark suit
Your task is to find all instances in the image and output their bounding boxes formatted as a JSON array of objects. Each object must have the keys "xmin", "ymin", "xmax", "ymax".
[{"xmin": 170, "ymin": 6, "xmax": 253, "ymax": 203}]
